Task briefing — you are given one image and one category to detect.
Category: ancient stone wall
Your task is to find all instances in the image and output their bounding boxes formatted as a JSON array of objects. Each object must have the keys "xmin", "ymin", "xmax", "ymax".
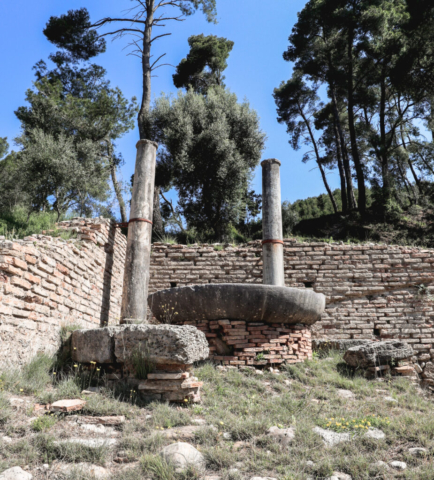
[
  {"xmin": 149, "ymin": 240, "xmax": 434, "ymax": 364},
  {"xmin": 0, "ymin": 219, "xmax": 126, "ymax": 365}
]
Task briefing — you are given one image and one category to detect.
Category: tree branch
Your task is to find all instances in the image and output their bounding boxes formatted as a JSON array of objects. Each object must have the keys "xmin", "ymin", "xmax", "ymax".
[
  {"xmin": 92, "ymin": 17, "xmax": 147, "ymax": 27},
  {"xmin": 100, "ymin": 28, "xmax": 144, "ymax": 37},
  {"xmin": 151, "ymin": 33, "xmax": 172, "ymax": 43},
  {"xmin": 151, "ymin": 53, "xmax": 167, "ymax": 69}
]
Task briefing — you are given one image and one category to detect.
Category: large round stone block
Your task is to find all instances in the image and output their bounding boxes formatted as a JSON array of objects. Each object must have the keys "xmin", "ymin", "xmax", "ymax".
[{"xmin": 148, "ymin": 284, "xmax": 325, "ymax": 325}]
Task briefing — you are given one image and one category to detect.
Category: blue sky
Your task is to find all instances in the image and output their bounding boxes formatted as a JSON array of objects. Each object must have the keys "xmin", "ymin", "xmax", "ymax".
[{"xmin": 0, "ymin": 0, "xmax": 341, "ymax": 214}]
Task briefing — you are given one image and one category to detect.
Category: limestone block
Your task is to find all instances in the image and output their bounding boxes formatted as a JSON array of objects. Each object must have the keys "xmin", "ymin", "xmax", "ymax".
[
  {"xmin": 148, "ymin": 284, "xmax": 325, "ymax": 325},
  {"xmin": 72, "ymin": 327, "xmax": 123, "ymax": 364},
  {"xmin": 114, "ymin": 324, "xmax": 209, "ymax": 365},
  {"xmin": 343, "ymin": 341, "xmax": 414, "ymax": 368}
]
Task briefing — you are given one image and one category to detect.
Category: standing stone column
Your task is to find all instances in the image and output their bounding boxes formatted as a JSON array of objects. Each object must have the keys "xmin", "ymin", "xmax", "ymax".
[
  {"xmin": 121, "ymin": 139, "xmax": 158, "ymax": 324},
  {"xmin": 262, "ymin": 159, "xmax": 285, "ymax": 286}
]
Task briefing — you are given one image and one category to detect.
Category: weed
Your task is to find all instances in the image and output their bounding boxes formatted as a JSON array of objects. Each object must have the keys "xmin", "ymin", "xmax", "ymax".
[
  {"xmin": 31, "ymin": 415, "xmax": 58, "ymax": 432},
  {"xmin": 1, "ymin": 355, "xmax": 54, "ymax": 395},
  {"xmin": 131, "ymin": 341, "xmax": 156, "ymax": 379},
  {"xmin": 0, "ymin": 393, "xmax": 11, "ymax": 424}
]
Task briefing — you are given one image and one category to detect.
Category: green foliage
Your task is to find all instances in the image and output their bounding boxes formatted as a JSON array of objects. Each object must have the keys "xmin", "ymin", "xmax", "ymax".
[
  {"xmin": 277, "ymin": 0, "xmax": 434, "ymax": 215},
  {"xmin": 0, "ymin": 137, "xmax": 8, "ymax": 160},
  {"xmin": 43, "ymin": 8, "xmax": 106, "ymax": 63},
  {"xmin": 31, "ymin": 415, "xmax": 58, "ymax": 432},
  {"xmin": 0, "ymin": 208, "xmax": 58, "ymax": 239},
  {"xmin": 173, "ymin": 34, "xmax": 234, "ymax": 94},
  {"xmin": 150, "ymin": 87, "xmax": 266, "ymax": 241},
  {"xmin": 0, "ymin": 392, "xmax": 11, "ymax": 425},
  {"xmin": 0, "ymin": 355, "xmax": 55, "ymax": 396},
  {"xmin": 131, "ymin": 342, "xmax": 156, "ymax": 380}
]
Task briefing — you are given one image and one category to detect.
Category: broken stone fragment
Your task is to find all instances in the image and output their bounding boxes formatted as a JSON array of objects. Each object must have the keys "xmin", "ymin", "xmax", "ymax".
[
  {"xmin": 50, "ymin": 399, "xmax": 86, "ymax": 413},
  {"xmin": 343, "ymin": 341, "xmax": 414, "ymax": 368}
]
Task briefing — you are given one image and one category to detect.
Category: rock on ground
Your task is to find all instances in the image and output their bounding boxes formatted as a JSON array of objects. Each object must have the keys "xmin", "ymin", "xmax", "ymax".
[
  {"xmin": 384, "ymin": 396, "xmax": 398, "ymax": 404},
  {"xmin": 160, "ymin": 442, "xmax": 205, "ymax": 470},
  {"xmin": 343, "ymin": 341, "xmax": 414, "ymax": 368},
  {"xmin": 365, "ymin": 428, "xmax": 385, "ymax": 440},
  {"xmin": 313, "ymin": 427, "xmax": 350, "ymax": 447},
  {"xmin": 326, "ymin": 473, "xmax": 352, "ymax": 480},
  {"xmin": 51, "ymin": 463, "xmax": 109, "ymax": 479},
  {"xmin": 389, "ymin": 461, "xmax": 407, "ymax": 470},
  {"xmin": 249, "ymin": 477, "xmax": 278, "ymax": 480},
  {"xmin": 267, "ymin": 426, "xmax": 295, "ymax": 447},
  {"xmin": 0, "ymin": 467, "xmax": 33, "ymax": 480},
  {"xmin": 336, "ymin": 389, "xmax": 355, "ymax": 399},
  {"xmin": 50, "ymin": 399, "xmax": 86, "ymax": 412},
  {"xmin": 408, "ymin": 447, "xmax": 428, "ymax": 456},
  {"xmin": 53, "ymin": 438, "xmax": 117, "ymax": 448}
]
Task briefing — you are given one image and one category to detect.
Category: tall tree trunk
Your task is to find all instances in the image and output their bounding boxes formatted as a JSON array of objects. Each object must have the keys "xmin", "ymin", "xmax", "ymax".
[
  {"xmin": 138, "ymin": 0, "xmax": 154, "ymax": 139},
  {"xmin": 299, "ymin": 103, "xmax": 338, "ymax": 214},
  {"xmin": 110, "ymin": 161, "xmax": 128, "ymax": 223},
  {"xmin": 153, "ymin": 186, "xmax": 164, "ymax": 237},
  {"xmin": 379, "ymin": 71, "xmax": 390, "ymax": 205},
  {"xmin": 400, "ymin": 129, "xmax": 421, "ymax": 190},
  {"xmin": 346, "ymin": 30, "xmax": 366, "ymax": 214},
  {"xmin": 333, "ymin": 120, "xmax": 348, "ymax": 212},
  {"xmin": 330, "ymin": 85, "xmax": 357, "ymax": 209},
  {"xmin": 106, "ymin": 138, "xmax": 128, "ymax": 223}
]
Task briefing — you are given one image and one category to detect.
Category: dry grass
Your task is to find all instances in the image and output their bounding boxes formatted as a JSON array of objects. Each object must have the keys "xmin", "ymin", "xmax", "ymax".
[{"xmin": 1, "ymin": 352, "xmax": 434, "ymax": 479}]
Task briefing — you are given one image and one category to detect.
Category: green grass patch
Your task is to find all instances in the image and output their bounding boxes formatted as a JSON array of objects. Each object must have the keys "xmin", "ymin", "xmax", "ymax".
[{"xmin": 31, "ymin": 415, "xmax": 58, "ymax": 432}]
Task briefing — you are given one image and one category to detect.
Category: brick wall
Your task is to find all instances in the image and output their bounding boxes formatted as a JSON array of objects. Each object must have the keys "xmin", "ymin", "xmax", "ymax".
[
  {"xmin": 150, "ymin": 240, "xmax": 434, "ymax": 363},
  {"xmin": 3, "ymin": 220, "xmax": 434, "ymax": 368},
  {"xmin": 0, "ymin": 219, "xmax": 126, "ymax": 366}
]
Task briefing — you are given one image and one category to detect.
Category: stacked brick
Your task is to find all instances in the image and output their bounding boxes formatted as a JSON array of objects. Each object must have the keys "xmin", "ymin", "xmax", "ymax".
[
  {"xmin": 138, "ymin": 367, "xmax": 203, "ymax": 403},
  {"xmin": 0, "ymin": 218, "xmax": 126, "ymax": 366},
  {"xmin": 174, "ymin": 319, "xmax": 312, "ymax": 366},
  {"xmin": 149, "ymin": 240, "xmax": 434, "ymax": 366}
]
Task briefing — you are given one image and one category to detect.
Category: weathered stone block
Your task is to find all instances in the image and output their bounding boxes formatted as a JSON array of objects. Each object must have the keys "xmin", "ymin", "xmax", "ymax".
[
  {"xmin": 114, "ymin": 324, "xmax": 209, "ymax": 365},
  {"xmin": 343, "ymin": 341, "xmax": 414, "ymax": 368},
  {"xmin": 72, "ymin": 327, "xmax": 122, "ymax": 364},
  {"xmin": 148, "ymin": 284, "xmax": 325, "ymax": 325}
]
